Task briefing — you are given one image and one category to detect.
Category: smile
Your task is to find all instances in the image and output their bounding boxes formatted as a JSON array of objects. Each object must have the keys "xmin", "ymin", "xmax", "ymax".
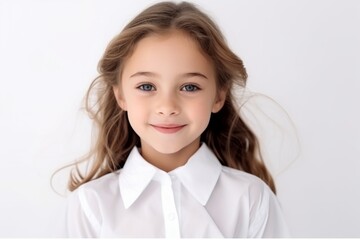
[{"xmin": 151, "ymin": 124, "xmax": 186, "ymax": 134}]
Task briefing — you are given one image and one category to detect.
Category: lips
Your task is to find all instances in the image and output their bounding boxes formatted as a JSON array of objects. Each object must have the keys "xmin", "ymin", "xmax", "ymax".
[{"xmin": 150, "ymin": 124, "xmax": 186, "ymax": 134}]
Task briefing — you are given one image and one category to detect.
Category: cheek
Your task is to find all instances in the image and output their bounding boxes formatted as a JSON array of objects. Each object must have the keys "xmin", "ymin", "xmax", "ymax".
[
  {"xmin": 126, "ymin": 108, "xmax": 146, "ymax": 139},
  {"xmin": 123, "ymin": 96, "xmax": 147, "ymax": 127},
  {"xmin": 127, "ymin": 103, "xmax": 145, "ymax": 121},
  {"xmin": 188, "ymin": 100, "xmax": 213, "ymax": 124}
]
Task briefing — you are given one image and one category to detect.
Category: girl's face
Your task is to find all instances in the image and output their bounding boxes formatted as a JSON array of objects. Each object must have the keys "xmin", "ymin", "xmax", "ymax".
[{"xmin": 114, "ymin": 30, "xmax": 225, "ymax": 161}]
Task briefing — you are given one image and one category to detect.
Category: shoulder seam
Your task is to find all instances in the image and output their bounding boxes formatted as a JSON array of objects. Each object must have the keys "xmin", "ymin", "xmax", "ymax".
[{"xmin": 78, "ymin": 187, "xmax": 101, "ymax": 234}]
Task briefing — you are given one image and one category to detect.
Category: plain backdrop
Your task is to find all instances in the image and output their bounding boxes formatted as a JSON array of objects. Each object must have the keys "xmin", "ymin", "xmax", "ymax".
[{"xmin": 0, "ymin": 0, "xmax": 359, "ymax": 237}]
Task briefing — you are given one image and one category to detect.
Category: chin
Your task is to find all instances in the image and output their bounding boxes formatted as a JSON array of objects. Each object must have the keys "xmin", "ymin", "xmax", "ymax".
[
  {"xmin": 151, "ymin": 144, "xmax": 187, "ymax": 155},
  {"xmin": 155, "ymin": 139, "xmax": 201, "ymax": 154}
]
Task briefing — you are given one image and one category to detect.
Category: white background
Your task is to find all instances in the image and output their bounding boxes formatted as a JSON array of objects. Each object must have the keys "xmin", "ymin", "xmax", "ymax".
[{"xmin": 0, "ymin": 0, "xmax": 359, "ymax": 237}]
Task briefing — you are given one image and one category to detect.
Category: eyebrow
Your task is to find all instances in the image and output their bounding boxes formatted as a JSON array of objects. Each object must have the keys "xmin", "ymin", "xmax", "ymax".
[
  {"xmin": 130, "ymin": 72, "xmax": 158, "ymax": 78},
  {"xmin": 130, "ymin": 71, "xmax": 208, "ymax": 79},
  {"xmin": 183, "ymin": 72, "xmax": 208, "ymax": 79}
]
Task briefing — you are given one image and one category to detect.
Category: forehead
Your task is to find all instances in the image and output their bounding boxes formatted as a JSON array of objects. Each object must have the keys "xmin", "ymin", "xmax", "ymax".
[{"xmin": 122, "ymin": 30, "xmax": 214, "ymax": 77}]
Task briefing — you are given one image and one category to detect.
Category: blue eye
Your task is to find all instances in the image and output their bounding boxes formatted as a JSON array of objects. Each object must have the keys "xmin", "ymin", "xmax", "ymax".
[
  {"xmin": 138, "ymin": 84, "xmax": 155, "ymax": 91},
  {"xmin": 181, "ymin": 84, "xmax": 199, "ymax": 92}
]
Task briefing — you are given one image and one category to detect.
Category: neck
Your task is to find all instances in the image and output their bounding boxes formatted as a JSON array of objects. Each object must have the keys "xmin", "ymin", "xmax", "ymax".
[{"xmin": 140, "ymin": 139, "xmax": 200, "ymax": 172}]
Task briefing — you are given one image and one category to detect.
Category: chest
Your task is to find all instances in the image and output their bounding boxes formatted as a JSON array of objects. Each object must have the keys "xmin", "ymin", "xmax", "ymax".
[{"xmin": 98, "ymin": 181, "xmax": 250, "ymax": 237}]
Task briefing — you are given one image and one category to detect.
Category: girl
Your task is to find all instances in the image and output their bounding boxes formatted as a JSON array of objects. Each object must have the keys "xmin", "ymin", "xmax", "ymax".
[{"xmin": 59, "ymin": 1, "xmax": 290, "ymax": 237}]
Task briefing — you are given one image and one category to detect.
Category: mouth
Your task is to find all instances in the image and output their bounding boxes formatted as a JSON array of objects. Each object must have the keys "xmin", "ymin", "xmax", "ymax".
[{"xmin": 150, "ymin": 124, "xmax": 186, "ymax": 134}]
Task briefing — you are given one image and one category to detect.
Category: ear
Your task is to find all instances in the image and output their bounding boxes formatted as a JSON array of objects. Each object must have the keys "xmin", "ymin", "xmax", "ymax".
[
  {"xmin": 212, "ymin": 89, "xmax": 226, "ymax": 113},
  {"xmin": 113, "ymin": 86, "xmax": 127, "ymax": 111}
]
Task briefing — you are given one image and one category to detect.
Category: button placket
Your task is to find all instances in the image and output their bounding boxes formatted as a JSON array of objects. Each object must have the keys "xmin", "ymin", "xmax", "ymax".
[
  {"xmin": 160, "ymin": 175, "xmax": 180, "ymax": 238},
  {"xmin": 168, "ymin": 212, "xmax": 176, "ymax": 221}
]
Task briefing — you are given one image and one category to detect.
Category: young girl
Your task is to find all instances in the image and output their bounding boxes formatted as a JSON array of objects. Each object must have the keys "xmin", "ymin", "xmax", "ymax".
[{"xmin": 59, "ymin": 1, "xmax": 290, "ymax": 237}]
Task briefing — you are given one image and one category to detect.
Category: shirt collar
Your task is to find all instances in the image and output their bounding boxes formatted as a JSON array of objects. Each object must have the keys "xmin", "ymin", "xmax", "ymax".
[{"xmin": 119, "ymin": 143, "xmax": 222, "ymax": 209}]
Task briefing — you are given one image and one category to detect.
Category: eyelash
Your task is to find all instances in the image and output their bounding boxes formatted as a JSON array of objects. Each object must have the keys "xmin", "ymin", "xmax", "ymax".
[
  {"xmin": 136, "ymin": 83, "xmax": 201, "ymax": 92},
  {"xmin": 181, "ymin": 84, "xmax": 200, "ymax": 92},
  {"xmin": 137, "ymin": 83, "xmax": 155, "ymax": 91}
]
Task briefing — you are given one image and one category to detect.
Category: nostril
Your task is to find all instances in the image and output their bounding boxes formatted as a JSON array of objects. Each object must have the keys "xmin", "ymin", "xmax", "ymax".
[
  {"xmin": 157, "ymin": 109, "xmax": 180, "ymax": 116},
  {"xmin": 156, "ymin": 99, "xmax": 180, "ymax": 116}
]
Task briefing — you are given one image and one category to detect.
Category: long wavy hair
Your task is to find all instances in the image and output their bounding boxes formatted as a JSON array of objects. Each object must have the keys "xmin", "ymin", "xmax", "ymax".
[{"xmin": 68, "ymin": 1, "xmax": 276, "ymax": 193}]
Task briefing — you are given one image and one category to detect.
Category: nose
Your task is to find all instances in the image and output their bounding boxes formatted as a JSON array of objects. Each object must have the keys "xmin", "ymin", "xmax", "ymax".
[{"xmin": 156, "ymin": 93, "xmax": 180, "ymax": 116}]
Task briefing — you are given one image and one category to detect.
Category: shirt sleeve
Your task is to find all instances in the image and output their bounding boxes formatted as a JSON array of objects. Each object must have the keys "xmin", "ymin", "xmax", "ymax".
[
  {"xmin": 248, "ymin": 183, "xmax": 291, "ymax": 238},
  {"xmin": 52, "ymin": 187, "xmax": 102, "ymax": 237}
]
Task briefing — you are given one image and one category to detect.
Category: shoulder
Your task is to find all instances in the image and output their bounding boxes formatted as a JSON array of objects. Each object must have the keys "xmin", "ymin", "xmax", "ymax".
[
  {"xmin": 217, "ymin": 167, "xmax": 290, "ymax": 237},
  {"xmin": 218, "ymin": 166, "xmax": 274, "ymax": 206},
  {"xmin": 78, "ymin": 171, "xmax": 120, "ymax": 195},
  {"xmin": 61, "ymin": 172, "xmax": 120, "ymax": 237},
  {"xmin": 68, "ymin": 171, "xmax": 121, "ymax": 209},
  {"xmin": 220, "ymin": 166, "xmax": 269, "ymax": 192}
]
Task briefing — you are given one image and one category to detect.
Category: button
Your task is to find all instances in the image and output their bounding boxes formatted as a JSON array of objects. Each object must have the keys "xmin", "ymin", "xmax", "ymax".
[{"xmin": 168, "ymin": 212, "xmax": 176, "ymax": 221}]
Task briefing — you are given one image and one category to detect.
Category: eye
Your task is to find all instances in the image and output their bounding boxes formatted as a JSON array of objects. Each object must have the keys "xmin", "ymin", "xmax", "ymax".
[
  {"xmin": 137, "ymin": 83, "xmax": 156, "ymax": 91},
  {"xmin": 181, "ymin": 84, "xmax": 200, "ymax": 92}
]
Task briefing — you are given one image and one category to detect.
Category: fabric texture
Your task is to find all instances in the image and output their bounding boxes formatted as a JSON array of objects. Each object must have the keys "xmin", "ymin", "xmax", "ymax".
[{"xmin": 57, "ymin": 143, "xmax": 290, "ymax": 237}]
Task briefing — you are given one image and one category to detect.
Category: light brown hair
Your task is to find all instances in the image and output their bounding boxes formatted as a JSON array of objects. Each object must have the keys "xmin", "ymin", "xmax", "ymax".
[{"xmin": 68, "ymin": 1, "xmax": 276, "ymax": 193}]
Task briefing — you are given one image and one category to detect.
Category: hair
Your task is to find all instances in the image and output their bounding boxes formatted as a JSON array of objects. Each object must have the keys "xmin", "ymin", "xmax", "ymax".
[{"xmin": 68, "ymin": 1, "xmax": 276, "ymax": 193}]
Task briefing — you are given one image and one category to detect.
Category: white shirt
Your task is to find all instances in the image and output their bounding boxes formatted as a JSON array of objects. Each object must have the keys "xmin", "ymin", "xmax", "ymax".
[{"xmin": 57, "ymin": 143, "xmax": 290, "ymax": 237}]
